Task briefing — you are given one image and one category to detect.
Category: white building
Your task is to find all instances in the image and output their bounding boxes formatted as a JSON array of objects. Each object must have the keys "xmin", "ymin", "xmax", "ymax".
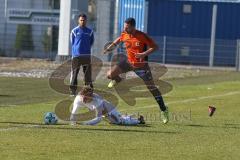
[{"xmin": 0, "ymin": 0, "xmax": 88, "ymax": 59}]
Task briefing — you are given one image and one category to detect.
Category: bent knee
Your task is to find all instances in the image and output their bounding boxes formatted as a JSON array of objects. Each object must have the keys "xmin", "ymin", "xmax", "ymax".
[{"xmin": 107, "ymin": 71, "xmax": 113, "ymax": 79}]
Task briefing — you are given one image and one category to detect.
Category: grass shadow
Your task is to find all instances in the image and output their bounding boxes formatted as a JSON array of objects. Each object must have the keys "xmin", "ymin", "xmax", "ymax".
[
  {"xmin": 183, "ymin": 124, "xmax": 240, "ymax": 130},
  {"xmin": 0, "ymin": 121, "xmax": 179, "ymax": 134},
  {"xmin": 0, "ymin": 94, "xmax": 15, "ymax": 97},
  {"xmin": 0, "ymin": 121, "xmax": 65, "ymax": 126},
  {"xmin": 224, "ymin": 123, "xmax": 240, "ymax": 126},
  {"xmin": 40, "ymin": 126, "xmax": 179, "ymax": 134}
]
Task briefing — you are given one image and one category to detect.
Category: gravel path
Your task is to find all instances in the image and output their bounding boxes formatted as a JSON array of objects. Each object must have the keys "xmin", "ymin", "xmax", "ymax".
[{"xmin": 0, "ymin": 57, "xmax": 234, "ymax": 79}]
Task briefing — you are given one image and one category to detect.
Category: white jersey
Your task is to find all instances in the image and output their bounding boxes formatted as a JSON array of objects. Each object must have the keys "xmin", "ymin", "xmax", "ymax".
[
  {"xmin": 71, "ymin": 93, "xmax": 119, "ymax": 125},
  {"xmin": 72, "ymin": 93, "xmax": 105, "ymax": 111},
  {"xmin": 70, "ymin": 93, "xmax": 140, "ymax": 125}
]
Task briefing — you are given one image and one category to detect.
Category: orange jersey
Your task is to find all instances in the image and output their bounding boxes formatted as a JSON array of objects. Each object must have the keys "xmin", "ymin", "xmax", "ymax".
[{"xmin": 119, "ymin": 30, "xmax": 156, "ymax": 68}]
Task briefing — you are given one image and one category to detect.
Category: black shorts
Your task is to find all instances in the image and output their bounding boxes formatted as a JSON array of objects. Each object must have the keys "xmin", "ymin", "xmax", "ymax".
[{"xmin": 117, "ymin": 60, "xmax": 153, "ymax": 81}]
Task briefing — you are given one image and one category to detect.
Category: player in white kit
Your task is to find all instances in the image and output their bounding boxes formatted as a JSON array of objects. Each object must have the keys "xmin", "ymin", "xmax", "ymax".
[{"xmin": 70, "ymin": 86, "xmax": 145, "ymax": 125}]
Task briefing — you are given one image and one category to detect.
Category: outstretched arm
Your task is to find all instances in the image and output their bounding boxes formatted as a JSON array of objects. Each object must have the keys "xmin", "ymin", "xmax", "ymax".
[{"xmin": 103, "ymin": 37, "xmax": 121, "ymax": 54}]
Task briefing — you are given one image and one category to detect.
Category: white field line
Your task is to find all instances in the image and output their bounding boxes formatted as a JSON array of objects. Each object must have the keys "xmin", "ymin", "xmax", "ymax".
[
  {"xmin": 0, "ymin": 124, "xmax": 40, "ymax": 132},
  {"xmin": 0, "ymin": 127, "xmax": 18, "ymax": 131},
  {"xmin": 0, "ymin": 105, "xmax": 18, "ymax": 107},
  {"xmin": 120, "ymin": 91, "xmax": 240, "ymax": 112}
]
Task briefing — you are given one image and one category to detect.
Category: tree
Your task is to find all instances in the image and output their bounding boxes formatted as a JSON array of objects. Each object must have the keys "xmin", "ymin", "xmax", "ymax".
[
  {"xmin": 42, "ymin": 26, "xmax": 58, "ymax": 53},
  {"xmin": 15, "ymin": 24, "xmax": 34, "ymax": 56},
  {"xmin": 42, "ymin": 28, "xmax": 52, "ymax": 53}
]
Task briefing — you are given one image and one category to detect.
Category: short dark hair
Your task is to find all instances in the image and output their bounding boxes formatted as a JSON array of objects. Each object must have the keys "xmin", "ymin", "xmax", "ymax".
[
  {"xmin": 80, "ymin": 86, "xmax": 93, "ymax": 96},
  {"xmin": 78, "ymin": 13, "xmax": 87, "ymax": 19},
  {"xmin": 125, "ymin": 17, "xmax": 136, "ymax": 27}
]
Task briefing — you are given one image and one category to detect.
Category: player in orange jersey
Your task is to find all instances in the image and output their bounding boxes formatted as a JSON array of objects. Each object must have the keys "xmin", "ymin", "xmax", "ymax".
[{"xmin": 104, "ymin": 18, "xmax": 169, "ymax": 124}]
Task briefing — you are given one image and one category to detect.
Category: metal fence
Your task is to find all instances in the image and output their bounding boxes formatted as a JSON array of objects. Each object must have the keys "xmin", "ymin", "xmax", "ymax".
[
  {"xmin": 0, "ymin": 26, "xmax": 58, "ymax": 60},
  {"xmin": 148, "ymin": 36, "xmax": 239, "ymax": 69},
  {"xmin": 1, "ymin": 27, "xmax": 240, "ymax": 69}
]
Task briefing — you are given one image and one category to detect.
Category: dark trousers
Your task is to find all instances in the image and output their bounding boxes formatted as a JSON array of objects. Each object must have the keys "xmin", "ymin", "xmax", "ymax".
[
  {"xmin": 109, "ymin": 61, "xmax": 167, "ymax": 111},
  {"xmin": 70, "ymin": 56, "xmax": 93, "ymax": 92}
]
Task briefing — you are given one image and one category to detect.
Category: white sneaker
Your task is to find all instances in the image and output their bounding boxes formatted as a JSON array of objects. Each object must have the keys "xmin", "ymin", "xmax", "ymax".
[
  {"xmin": 107, "ymin": 80, "xmax": 117, "ymax": 88},
  {"xmin": 161, "ymin": 106, "xmax": 169, "ymax": 124}
]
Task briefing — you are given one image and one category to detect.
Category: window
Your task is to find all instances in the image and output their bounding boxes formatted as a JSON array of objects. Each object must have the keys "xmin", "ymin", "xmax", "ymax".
[
  {"xmin": 49, "ymin": 0, "xmax": 60, "ymax": 9},
  {"xmin": 183, "ymin": 4, "xmax": 192, "ymax": 14},
  {"xmin": 181, "ymin": 47, "xmax": 190, "ymax": 56}
]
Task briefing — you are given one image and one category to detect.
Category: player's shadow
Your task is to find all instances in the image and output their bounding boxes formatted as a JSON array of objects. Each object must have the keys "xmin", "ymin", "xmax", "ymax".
[
  {"xmin": 183, "ymin": 124, "xmax": 240, "ymax": 130},
  {"xmin": 0, "ymin": 94, "xmax": 15, "ymax": 97},
  {"xmin": 224, "ymin": 123, "xmax": 240, "ymax": 129},
  {"xmin": 0, "ymin": 121, "xmax": 179, "ymax": 134},
  {"xmin": 46, "ymin": 126, "xmax": 179, "ymax": 134},
  {"xmin": 224, "ymin": 123, "xmax": 240, "ymax": 126},
  {"xmin": 0, "ymin": 121, "xmax": 65, "ymax": 126}
]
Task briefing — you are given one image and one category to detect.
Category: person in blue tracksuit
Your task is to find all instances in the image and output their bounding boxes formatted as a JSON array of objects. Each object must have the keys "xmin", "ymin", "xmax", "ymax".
[{"xmin": 70, "ymin": 13, "xmax": 94, "ymax": 96}]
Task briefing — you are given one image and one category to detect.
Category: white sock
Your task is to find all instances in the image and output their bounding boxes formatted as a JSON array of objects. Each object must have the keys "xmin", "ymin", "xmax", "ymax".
[{"xmin": 121, "ymin": 115, "xmax": 139, "ymax": 125}]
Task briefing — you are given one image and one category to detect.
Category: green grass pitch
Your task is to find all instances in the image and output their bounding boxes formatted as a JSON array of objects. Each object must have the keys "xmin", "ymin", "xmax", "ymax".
[{"xmin": 0, "ymin": 72, "xmax": 240, "ymax": 160}]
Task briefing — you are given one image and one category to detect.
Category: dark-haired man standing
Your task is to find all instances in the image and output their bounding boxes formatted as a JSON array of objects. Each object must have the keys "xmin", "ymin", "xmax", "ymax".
[
  {"xmin": 104, "ymin": 17, "xmax": 169, "ymax": 124},
  {"xmin": 70, "ymin": 13, "xmax": 94, "ymax": 96}
]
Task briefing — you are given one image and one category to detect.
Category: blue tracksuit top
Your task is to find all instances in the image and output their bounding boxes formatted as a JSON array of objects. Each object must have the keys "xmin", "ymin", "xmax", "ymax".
[{"xmin": 70, "ymin": 26, "xmax": 94, "ymax": 58}]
